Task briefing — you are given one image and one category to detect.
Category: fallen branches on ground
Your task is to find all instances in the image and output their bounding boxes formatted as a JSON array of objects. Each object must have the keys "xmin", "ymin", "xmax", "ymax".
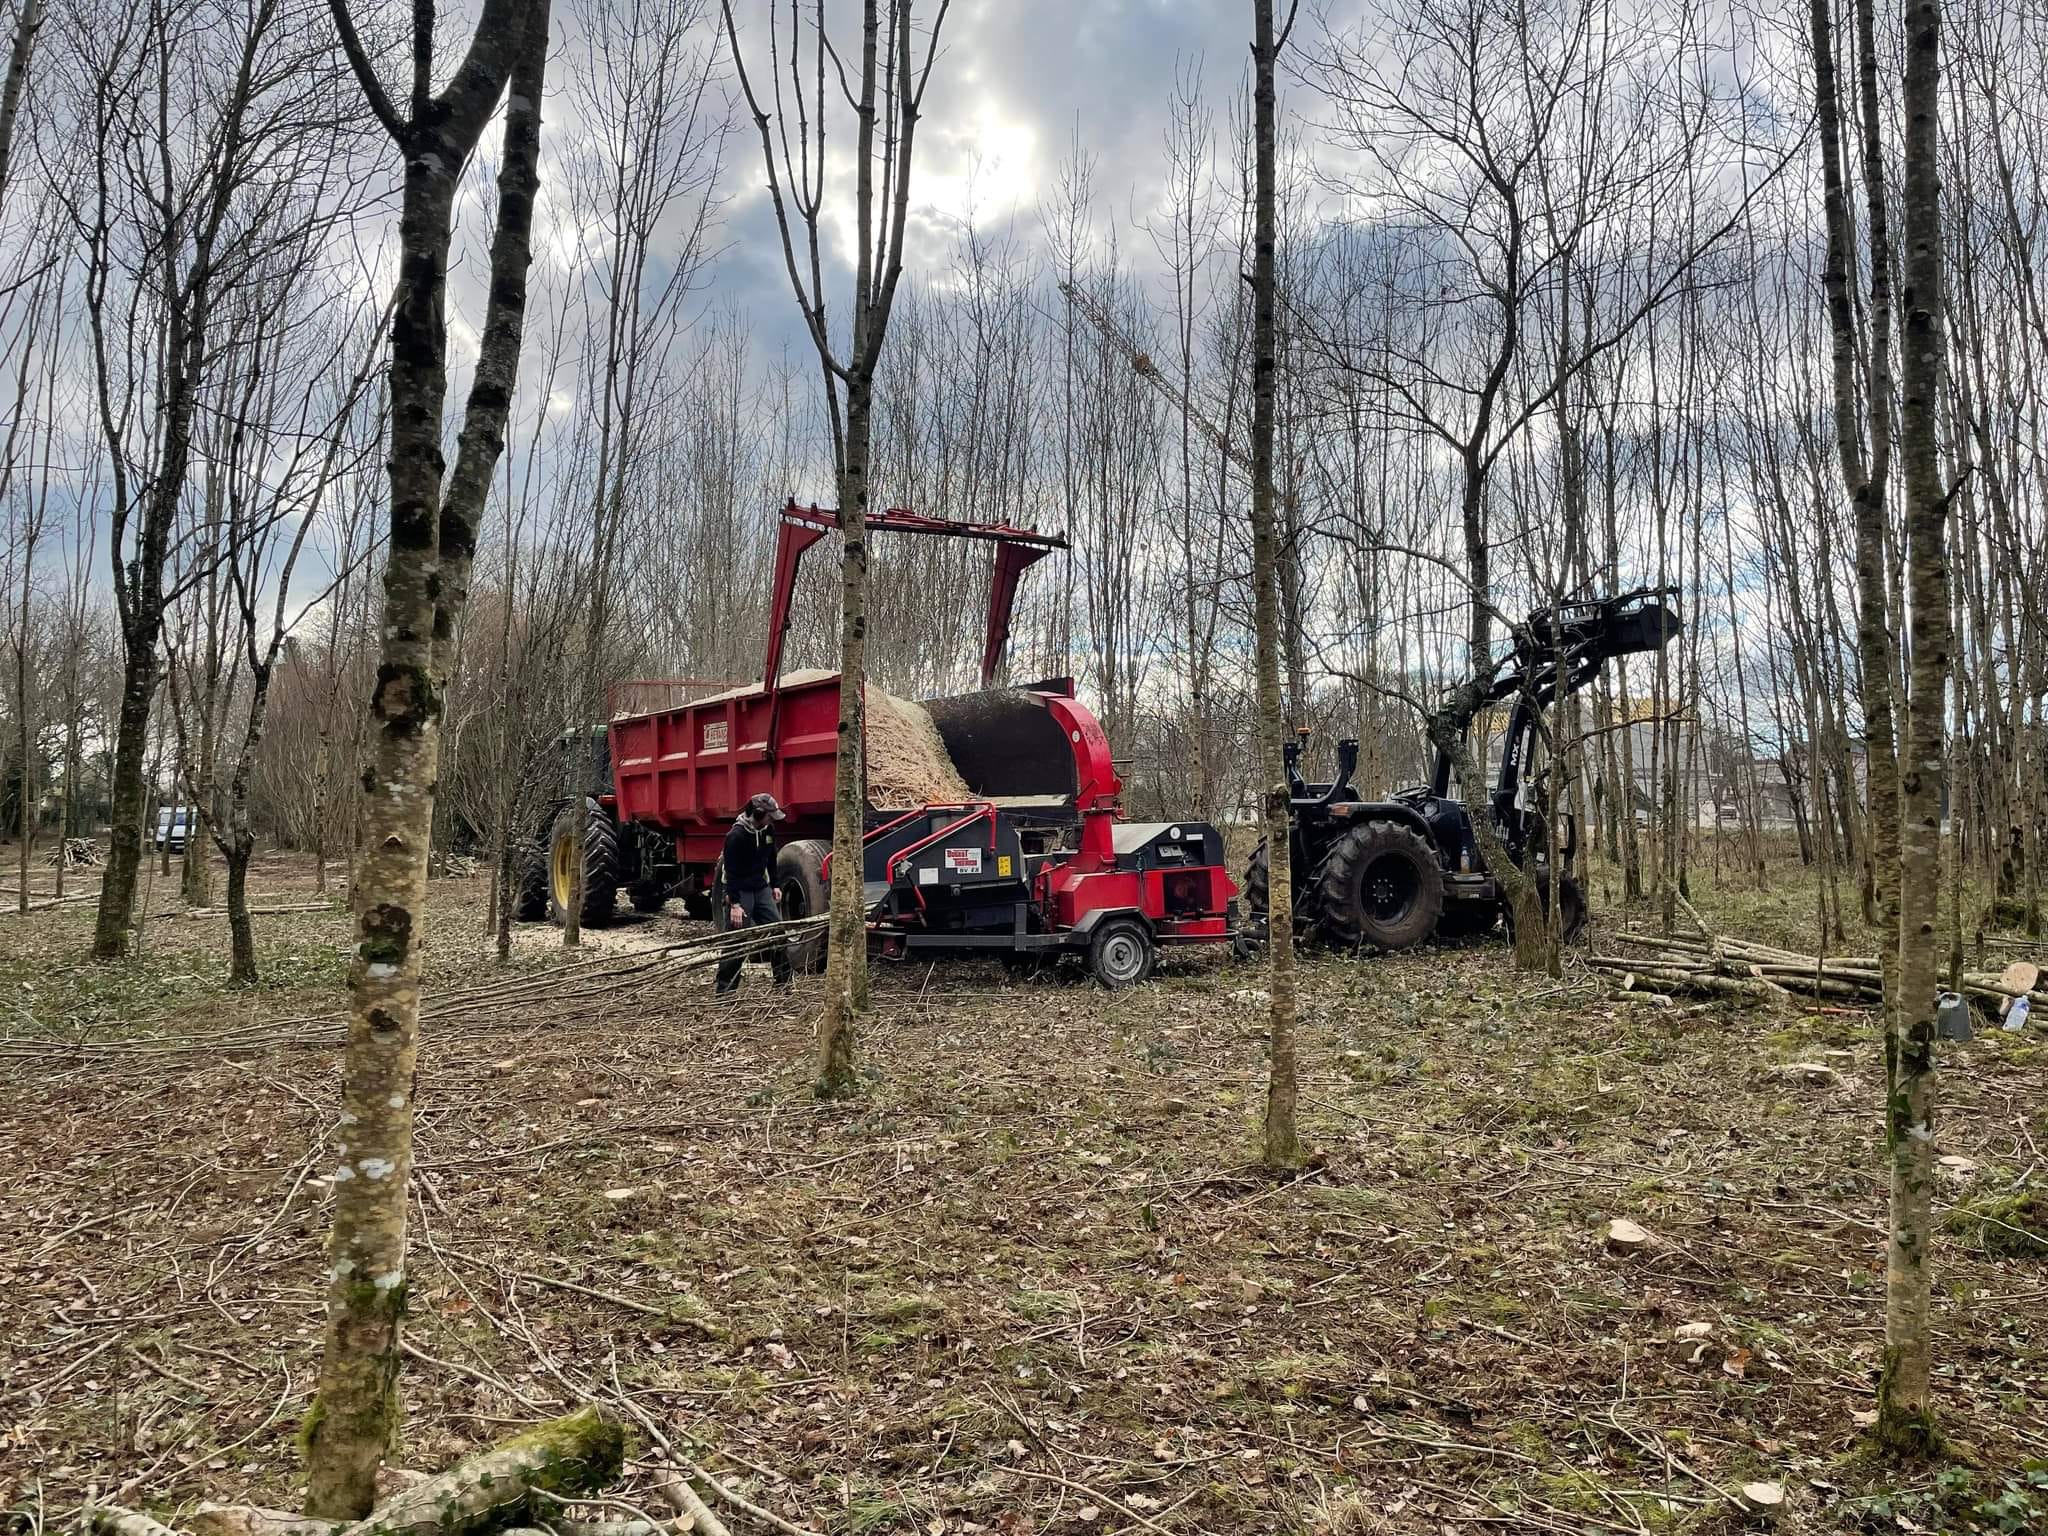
[
  {"xmin": 85, "ymin": 1406, "xmax": 625, "ymax": 1536},
  {"xmin": 1591, "ymin": 926, "xmax": 2047, "ymax": 1018},
  {"xmin": 0, "ymin": 915, "xmax": 828, "ymax": 1065}
]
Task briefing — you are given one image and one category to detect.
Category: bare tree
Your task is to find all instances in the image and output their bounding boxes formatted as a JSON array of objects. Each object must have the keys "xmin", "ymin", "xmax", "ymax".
[
  {"xmin": 720, "ymin": 0, "xmax": 950, "ymax": 1097},
  {"xmin": 60, "ymin": 0, "xmax": 334, "ymax": 959},
  {"xmin": 1252, "ymin": 0, "xmax": 1301, "ymax": 1170},
  {"xmin": 303, "ymin": 0, "xmax": 552, "ymax": 1512},
  {"xmin": 1884, "ymin": 0, "xmax": 1950, "ymax": 1456}
]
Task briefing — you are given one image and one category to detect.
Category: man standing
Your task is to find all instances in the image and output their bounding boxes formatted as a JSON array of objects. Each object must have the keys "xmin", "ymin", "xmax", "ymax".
[{"xmin": 716, "ymin": 793, "xmax": 793, "ymax": 994}]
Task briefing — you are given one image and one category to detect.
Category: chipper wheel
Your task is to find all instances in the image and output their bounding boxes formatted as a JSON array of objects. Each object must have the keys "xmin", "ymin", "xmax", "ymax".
[
  {"xmin": 775, "ymin": 838, "xmax": 831, "ymax": 974},
  {"xmin": 1313, "ymin": 820, "xmax": 1445, "ymax": 951},
  {"xmin": 1087, "ymin": 917, "xmax": 1157, "ymax": 989},
  {"xmin": 547, "ymin": 797, "xmax": 621, "ymax": 928}
]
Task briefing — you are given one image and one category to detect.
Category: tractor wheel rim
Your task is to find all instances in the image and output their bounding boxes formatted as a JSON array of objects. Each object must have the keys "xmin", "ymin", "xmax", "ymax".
[
  {"xmin": 1363, "ymin": 855, "xmax": 1419, "ymax": 921},
  {"xmin": 552, "ymin": 834, "xmax": 573, "ymax": 910}
]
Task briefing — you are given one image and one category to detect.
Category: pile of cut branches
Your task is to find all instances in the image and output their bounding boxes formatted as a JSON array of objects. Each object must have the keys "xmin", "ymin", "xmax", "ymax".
[{"xmin": 47, "ymin": 838, "xmax": 104, "ymax": 869}]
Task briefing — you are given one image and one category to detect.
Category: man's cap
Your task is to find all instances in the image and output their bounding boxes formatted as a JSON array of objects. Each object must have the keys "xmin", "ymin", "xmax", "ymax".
[{"xmin": 747, "ymin": 793, "xmax": 787, "ymax": 821}]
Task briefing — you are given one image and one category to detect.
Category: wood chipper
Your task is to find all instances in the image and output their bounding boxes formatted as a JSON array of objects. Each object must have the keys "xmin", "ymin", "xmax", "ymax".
[{"xmin": 514, "ymin": 501, "xmax": 1240, "ymax": 984}]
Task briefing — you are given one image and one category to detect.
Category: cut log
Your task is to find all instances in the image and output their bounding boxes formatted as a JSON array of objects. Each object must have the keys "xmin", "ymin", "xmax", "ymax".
[
  {"xmin": 335, "ymin": 1405, "xmax": 626, "ymax": 1536},
  {"xmin": 190, "ymin": 1507, "xmax": 343, "ymax": 1536},
  {"xmin": 1736, "ymin": 1480, "xmax": 1785, "ymax": 1518},
  {"xmin": 1604, "ymin": 1217, "xmax": 1655, "ymax": 1256},
  {"xmin": 650, "ymin": 1477, "xmax": 729, "ymax": 1536}
]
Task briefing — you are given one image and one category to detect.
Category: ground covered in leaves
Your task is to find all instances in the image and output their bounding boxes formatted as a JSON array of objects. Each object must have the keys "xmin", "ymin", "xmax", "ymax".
[{"xmin": 2, "ymin": 848, "xmax": 2045, "ymax": 1535}]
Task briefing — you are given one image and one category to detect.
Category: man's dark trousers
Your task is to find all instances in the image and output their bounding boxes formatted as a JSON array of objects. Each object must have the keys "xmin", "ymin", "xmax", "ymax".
[{"xmin": 716, "ymin": 886, "xmax": 792, "ymax": 993}]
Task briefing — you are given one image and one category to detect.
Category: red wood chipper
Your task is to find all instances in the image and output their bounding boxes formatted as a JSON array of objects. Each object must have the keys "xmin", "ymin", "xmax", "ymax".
[{"xmin": 515, "ymin": 501, "xmax": 1240, "ymax": 986}]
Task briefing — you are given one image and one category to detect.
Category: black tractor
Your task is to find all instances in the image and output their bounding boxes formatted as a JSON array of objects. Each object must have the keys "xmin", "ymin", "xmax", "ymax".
[{"xmin": 1245, "ymin": 587, "xmax": 1681, "ymax": 950}]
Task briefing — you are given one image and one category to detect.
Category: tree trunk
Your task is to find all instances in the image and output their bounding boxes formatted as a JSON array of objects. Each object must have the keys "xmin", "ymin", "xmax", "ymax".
[
  {"xmin": 92, "ymin": 655, "xmax": 158, "ymax": 958},
  {"xmin": 817, "ymin": 375, "xmax": 873, "ymax": 1098},
  {"xmin": 304, "ymin": 6, "xmax": 548, "ymax": 1511},
  {"xmin": 224, "ymin": 837, "xmax": 256, "ymax": 985},
  {"xmin": 0, "ymin": 0, "xmax": 40, "ymax": 217},
  {"xmin": 1252, "ymin": 0, "xmax": 1300, "ymax": 1172},
  {"xmin": 1881, "ymin": 0, "xmax": 1946, "ymax": 1457}
]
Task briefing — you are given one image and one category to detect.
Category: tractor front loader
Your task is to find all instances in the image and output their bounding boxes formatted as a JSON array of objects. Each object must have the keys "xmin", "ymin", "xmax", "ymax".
[{"xmin": 1245, "ymin": 586, "xmax": 1681, "ymax": 952}]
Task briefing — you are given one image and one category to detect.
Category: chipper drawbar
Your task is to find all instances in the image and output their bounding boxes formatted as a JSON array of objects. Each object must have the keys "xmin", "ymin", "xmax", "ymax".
[{"xmin": 518, "ymin": 500, "xmax": 1241, "ymax": 985}]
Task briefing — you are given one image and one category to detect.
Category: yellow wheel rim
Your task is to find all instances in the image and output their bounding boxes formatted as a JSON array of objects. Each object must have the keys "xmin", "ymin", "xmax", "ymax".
[{"xmin": 552, "ymin": 831, "xmax": 575, "ymax": 911}]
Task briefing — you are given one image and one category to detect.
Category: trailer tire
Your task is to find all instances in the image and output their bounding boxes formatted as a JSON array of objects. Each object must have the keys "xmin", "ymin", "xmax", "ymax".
[
  {"xmin": 1314, "ymin": 820, "xmax": 1444, "ymax": 951},
  {"xmin": 628, "ymin": 878, "xmax": 669, "ymax": 914},
  {"xmin": 776, "ymin": 838, "xmax": 831, "ymax": 974},
  {"xmin": 513, "ymin": 840, "xmax": 550, "ymax": 922},
  {"xmin": 1087, "ymin": 917, "xmax": 1156, "ymax": 989},
  {"xmin": 547, "ymin": 798, "xmax": 621, "ymax": 928}
]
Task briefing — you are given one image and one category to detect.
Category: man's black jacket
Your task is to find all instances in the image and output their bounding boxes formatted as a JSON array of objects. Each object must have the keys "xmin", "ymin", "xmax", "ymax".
[{"xmin": 723, "ymin": 817, "xmax": 776, "ymax": 893}]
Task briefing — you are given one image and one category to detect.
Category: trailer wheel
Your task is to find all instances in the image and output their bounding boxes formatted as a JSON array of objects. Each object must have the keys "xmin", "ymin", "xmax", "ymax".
[
  {"xmin": 513, "ymin": 839, "xmax": 549, "ymax": 921},
  {"xmin": 1314, "ymin": 820, "xmax": 1444, "ymax": 951},
  {"xmin": 547, "ymin": 798, "xmax": 621, "ymax": 928},
  {"xmin": 627, "ymin": 878, "xmax": 669, "ymax": 914},
  {"xmin": 776, "ymin": 838, "xmax": 831, "ymax": 974},
  {"xmin": 1087, "ymin": 918, "xmax": 1155, "ymax": 989}
]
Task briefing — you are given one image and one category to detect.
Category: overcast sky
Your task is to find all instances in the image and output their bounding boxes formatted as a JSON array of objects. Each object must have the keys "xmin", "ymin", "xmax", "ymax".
[{"xmin": 708, "ymin": 1, "xmax": 1272, "ymax": 351}]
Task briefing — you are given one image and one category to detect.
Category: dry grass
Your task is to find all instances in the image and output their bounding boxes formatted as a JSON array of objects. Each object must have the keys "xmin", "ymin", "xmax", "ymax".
[{"xmin": 1, "ymin": 842, "xmax": 2045, "ymax": 1534}]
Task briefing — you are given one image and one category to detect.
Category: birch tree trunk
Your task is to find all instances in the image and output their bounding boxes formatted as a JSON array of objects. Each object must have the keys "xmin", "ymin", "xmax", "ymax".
[
  {"xmin": 1882, "ymin": 0, "xmax": 1948, "ymax": 1456},
  {"xmin": 304, "ymin": 0, "xmax": 551, "ymax": 1512},
  {"xmin": 0, "ymin": 0, "xmax": 38, "ymax": 216}
]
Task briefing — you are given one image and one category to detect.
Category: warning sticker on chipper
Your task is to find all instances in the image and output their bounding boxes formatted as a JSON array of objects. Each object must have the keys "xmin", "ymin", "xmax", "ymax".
[{"xmin": 943, "ymin": 847, "xmax": 983, "ymax": 875}]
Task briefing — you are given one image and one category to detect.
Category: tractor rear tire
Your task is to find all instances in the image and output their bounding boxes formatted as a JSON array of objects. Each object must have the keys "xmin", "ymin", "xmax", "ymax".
[
  {"xmin": 1241, "ymin": 840, "xmax": 1310, "ymax": 938},
  {"xmin": 513, "ymin": 839, "xmax": 549, "ymax": 922},
  {"xmin": 547, "ymin": 798, "xmax": 621, "ymax": 929},
  {"xmin": 1507, "ymin": 870, "xmax": 1588, "ymax": 945},
  {"xmin": 1243, "ymin": 841, "xmax": 1270, "ymax": 917},
  {"xmin": 1313, "ymin": 820, "xmax": 1445, "ymax": 951},
  {"xmin": 776, "ymin": 838, "xmax": 831, "ymax": 974},
  {"xmin": 1434, "ymin": 901, "xmax": 1499, "ymax": 943},
  {"xmin": 1087, "ymin": 917, "xmax": 1156, "ymax": 989}
]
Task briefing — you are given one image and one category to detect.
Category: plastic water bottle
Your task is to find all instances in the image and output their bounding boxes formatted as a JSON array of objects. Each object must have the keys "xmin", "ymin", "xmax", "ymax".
[{"xmin": 2005, "ymin": 995, "xmax": 2031, "ymax": 1033}]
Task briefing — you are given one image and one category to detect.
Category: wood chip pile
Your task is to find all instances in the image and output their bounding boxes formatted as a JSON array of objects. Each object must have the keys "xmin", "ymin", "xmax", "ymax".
[{"xmin": 864, "ymin": 684, "xmax": 973, "ymax": 808}]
